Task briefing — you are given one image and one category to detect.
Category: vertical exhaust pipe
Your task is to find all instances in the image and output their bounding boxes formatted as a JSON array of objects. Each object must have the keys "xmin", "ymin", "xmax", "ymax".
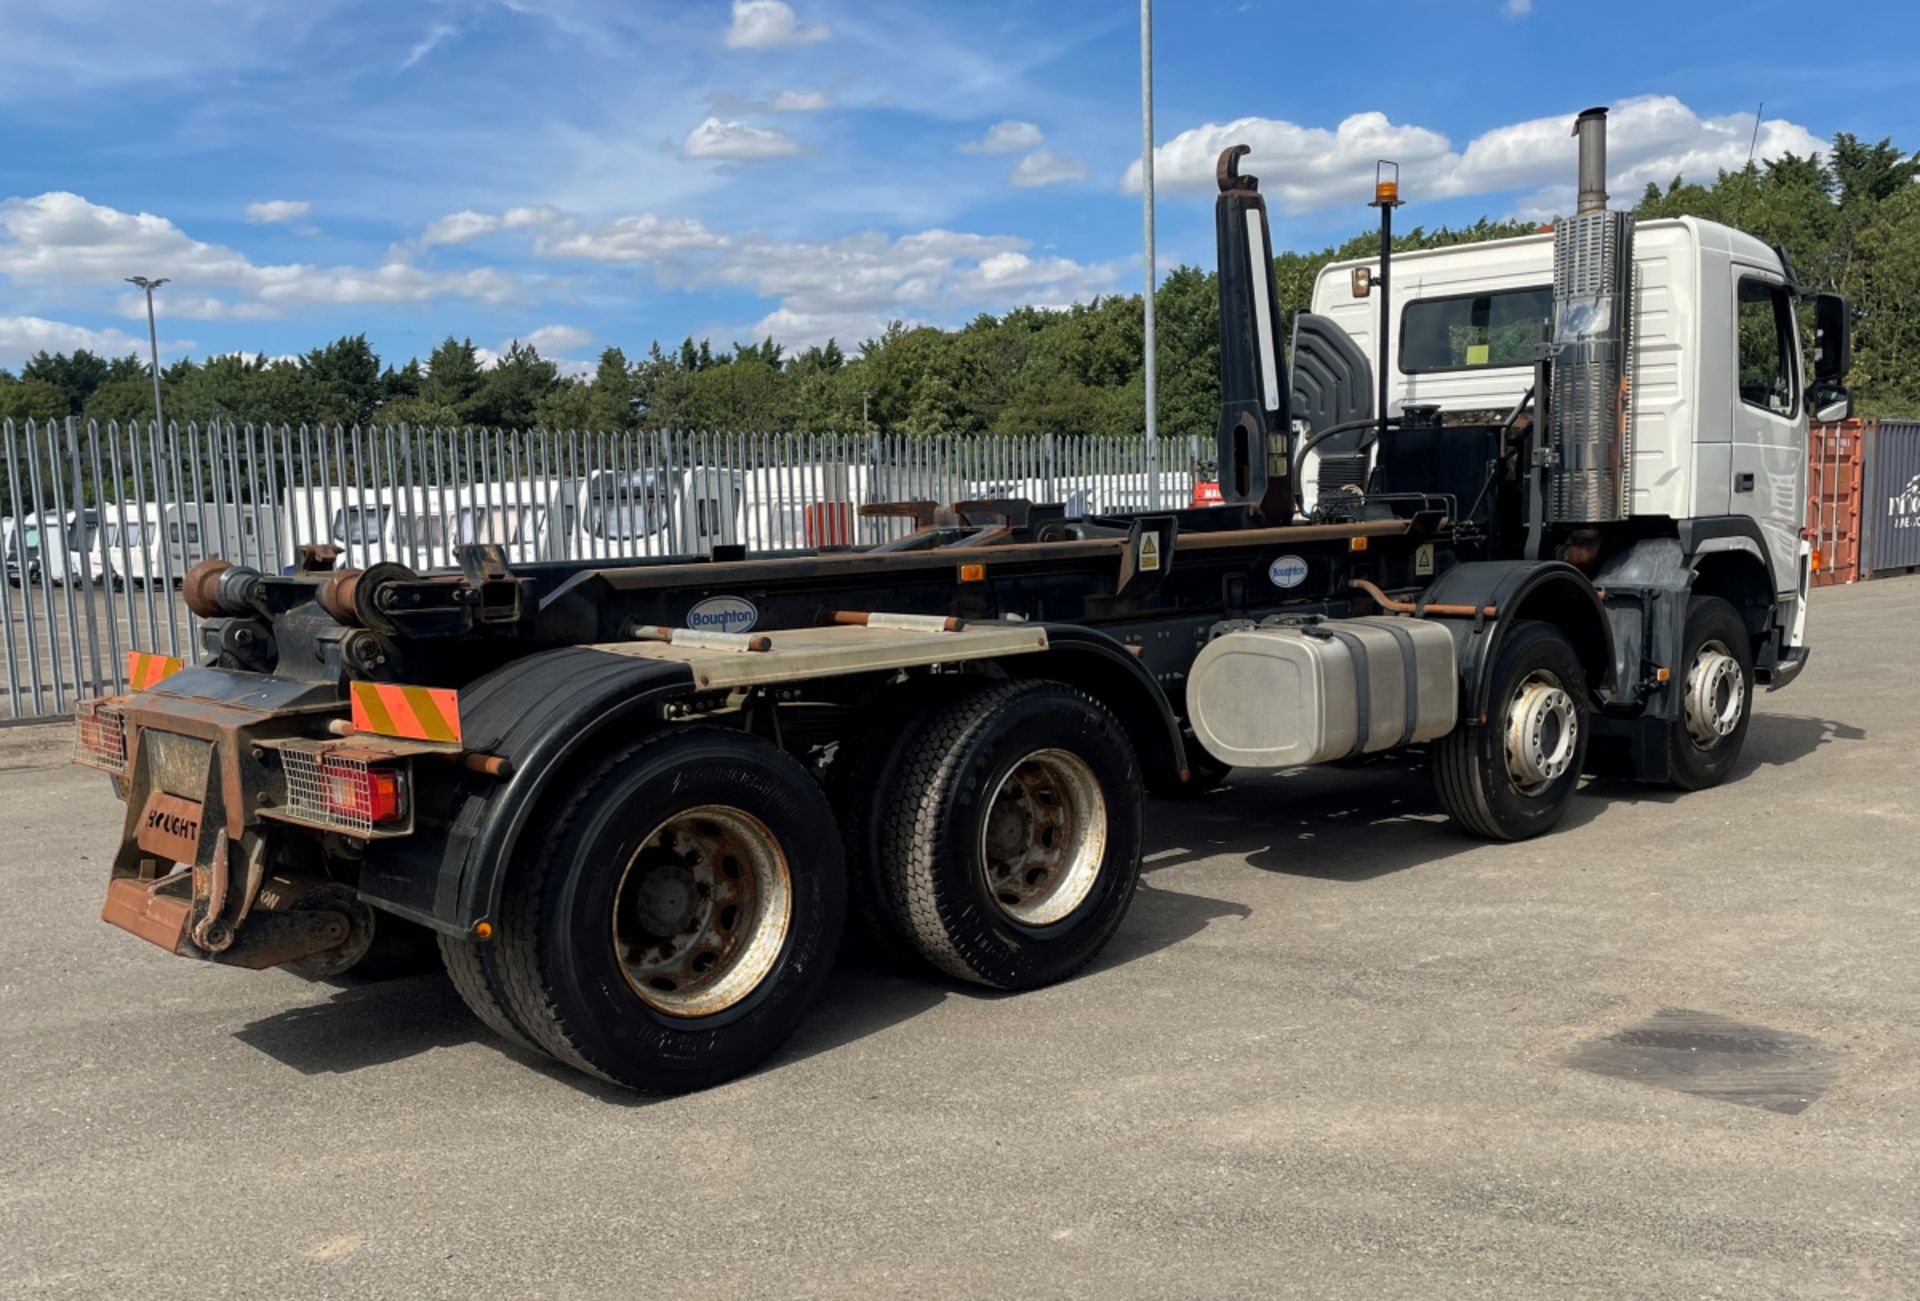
[
  {"xmin": 1573, "ymin": 106, "xmax": 1608, "ymax": 214},
  {"xmin": 1545, "ymin": 104, "xmax": 1634, "ymax": 527}
]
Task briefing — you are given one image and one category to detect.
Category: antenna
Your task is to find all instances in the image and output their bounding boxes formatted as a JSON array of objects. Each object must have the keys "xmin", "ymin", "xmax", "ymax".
[{"xmin": 1734, "ymin": 100, "xmax": 1763, "ymax": 231}]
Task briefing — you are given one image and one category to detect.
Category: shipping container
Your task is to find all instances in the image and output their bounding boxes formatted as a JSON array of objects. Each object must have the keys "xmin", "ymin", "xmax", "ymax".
[
  {"xmin": 1808, "ymin": 420, "xmax": 1865, "ymax": 586},
  {"xmin": 1862, "ymin": 419, "xmax": 1920, "ymax": 577}
]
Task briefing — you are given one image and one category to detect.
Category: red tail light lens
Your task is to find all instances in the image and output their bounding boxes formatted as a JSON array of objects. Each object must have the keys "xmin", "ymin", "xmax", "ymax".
[{"xmin": 323, "ymin": 761, "xmax": 407, "ymax": 826}]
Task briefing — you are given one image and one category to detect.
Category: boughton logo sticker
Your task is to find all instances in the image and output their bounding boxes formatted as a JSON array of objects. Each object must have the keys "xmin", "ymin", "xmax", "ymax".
[
  {"xmin": 1268, "ymin": 554, "xmax": 1309, "ymax": 588},
  {"xmin": 687, "ymin": 595, "xmax": 759, "ymax": 634},
  {"xmin": 144, "ymin": 806, "xmax": 199, "ymax": 841}
]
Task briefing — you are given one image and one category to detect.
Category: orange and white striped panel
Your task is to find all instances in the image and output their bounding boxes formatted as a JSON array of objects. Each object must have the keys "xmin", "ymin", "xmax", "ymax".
[
  {"xmin": 126, "ymin": 651, "xmax": 185, "ymax": 691},
  {"xmin": 349, "ymin": 681, "xmax": 462, "ymax": 744}
]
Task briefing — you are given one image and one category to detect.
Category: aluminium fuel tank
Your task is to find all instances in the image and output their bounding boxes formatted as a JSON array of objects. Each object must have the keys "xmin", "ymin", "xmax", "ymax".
[{"xmin": 1186, "ymin": 616, "xmax": 1458, "ymax": 769}]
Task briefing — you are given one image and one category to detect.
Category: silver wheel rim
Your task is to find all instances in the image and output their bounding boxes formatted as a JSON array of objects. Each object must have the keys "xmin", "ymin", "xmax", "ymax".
[
  {"xmin": 979, "ymin": 748, "xmax": 1108, "ymax": 926},
  {"xmin": 1684, "ymin": 639, "xmax": 1744, "ymax": 749},
  {"xmin": 611, "ymin": 805, "xmax": 792, "ymax": 1018},
  {"xmin": 1504, "ymin": 670, "xmax": 1578, "ymax": 796}
]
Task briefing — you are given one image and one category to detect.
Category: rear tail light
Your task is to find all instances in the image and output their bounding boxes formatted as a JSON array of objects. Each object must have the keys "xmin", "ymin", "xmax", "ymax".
[
  {"xmin": 326, "ymin": 763, "xmax": 406, "ymax": 826},
  {"xmin": 280, "ymin": 742, "xmax": 409, "ymax": 836},
  {"xmin": 74, "ymin": 699, "xmax": 127, "ymax": 774}
]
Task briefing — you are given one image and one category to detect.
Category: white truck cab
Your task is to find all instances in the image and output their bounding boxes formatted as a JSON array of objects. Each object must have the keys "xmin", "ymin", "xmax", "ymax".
[{"xmin": 1311, "ymin": 216, "xmax": 1825, "ymax": 602}]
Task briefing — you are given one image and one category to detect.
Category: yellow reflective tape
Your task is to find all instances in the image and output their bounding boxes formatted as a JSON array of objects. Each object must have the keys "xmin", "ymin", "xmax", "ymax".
[
  {"xmin": 350, "ymin": 681, "xmax": 400, "ymax": 737},
  {"xmin": 399, "ymin": 686, "xmax": 460, "ymax": 744}
]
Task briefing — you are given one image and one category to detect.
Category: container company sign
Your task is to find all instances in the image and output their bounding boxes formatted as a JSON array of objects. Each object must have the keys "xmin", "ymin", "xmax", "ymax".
[
  {"xmin": 1891, "ymin": 474, "xmax": 1920, "ymax": 530},
  {"xmin": 686, "ymin": 595, "xmax": 759, "ymax": 634}
]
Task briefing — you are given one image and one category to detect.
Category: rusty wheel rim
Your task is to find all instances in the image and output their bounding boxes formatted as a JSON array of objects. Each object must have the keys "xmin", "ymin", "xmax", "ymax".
[
  {"xmin": 979, "ymin": 748, "xmax": 1107, "ymax": 927},
  {"xmin": 611, "ymin": 805, "xmax": 792, "ymax": 1018}
]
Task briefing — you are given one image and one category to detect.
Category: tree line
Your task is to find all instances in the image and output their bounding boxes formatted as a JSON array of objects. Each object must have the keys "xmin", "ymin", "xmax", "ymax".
[{"xmin": 3, "ymin": 132, "xmax": 1915, "ymax": 441}]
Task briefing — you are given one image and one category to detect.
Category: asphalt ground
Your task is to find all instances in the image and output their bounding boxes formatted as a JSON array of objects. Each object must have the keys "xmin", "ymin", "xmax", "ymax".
[{"xmin": 1, "ymin": 579, "xmax": 1915, "ymax": 1299}]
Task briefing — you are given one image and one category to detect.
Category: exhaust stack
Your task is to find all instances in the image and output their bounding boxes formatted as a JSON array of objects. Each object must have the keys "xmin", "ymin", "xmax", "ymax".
[
  {"xmin": 1546, "ymin": 106, "xmax": 1634, "ymax": 525},
  {"xmin": 1573, "ymin": 107, "xmax": 1608, "ymax": 214}
]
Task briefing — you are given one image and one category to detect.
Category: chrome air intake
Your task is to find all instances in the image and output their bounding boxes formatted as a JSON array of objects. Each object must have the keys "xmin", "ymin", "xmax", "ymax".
[{"xmin": 1547, "ymin": 107, "xmax": 1634, "ymax": 524}]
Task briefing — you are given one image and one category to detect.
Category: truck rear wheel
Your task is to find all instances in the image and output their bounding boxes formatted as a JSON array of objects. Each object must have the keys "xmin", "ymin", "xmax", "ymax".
[
  {"xmin": 489, "ymin": 726, "xmax": 847, "ymax": 1092},
  {"xmin": 1666, "ymin": 596, "xmax": 1753, "ymax": 791},
  {"xmin": 875, "ymin": 680, "xmax": 1144, "ymax": 989},
  {"xmin": 1433, "ymin": 620, "xmax": 1589, "ymax": 841}
]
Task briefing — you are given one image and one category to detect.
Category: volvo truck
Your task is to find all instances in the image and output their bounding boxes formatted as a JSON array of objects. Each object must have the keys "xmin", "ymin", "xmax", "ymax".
[{"xmin": 70, "ymin": 106, "xmax": 1847, "ymax": 1092}]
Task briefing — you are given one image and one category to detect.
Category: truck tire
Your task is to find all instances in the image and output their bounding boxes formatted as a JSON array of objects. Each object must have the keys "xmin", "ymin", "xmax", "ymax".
[
  {"xmin": 440, "ymin": 932, "xmax": 540, "ymax": 1052},
  {"xmin": 825, "ymin": 677, "xmax": 967, "ymax": 961},
  {"xmin": 1432, "ymin": 620, "xmax": 1589, "ymax": 841},
  {"xmin": 1666, "ymin": 596, "xmax": 1753, "ymax": 791},
  {"xmin": 492, "ymin": 726, "xmax": 846, "ymax": 1092},
  {"xmin": 875, "ymin": 680, "xmax": 1144, "ymax": 989}
]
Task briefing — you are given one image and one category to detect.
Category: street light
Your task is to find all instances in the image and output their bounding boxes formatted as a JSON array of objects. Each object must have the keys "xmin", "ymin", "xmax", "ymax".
[
  {"xmin": 124, "ymin": 276, "xmax": 168, "ymax": 435},
  {"xmin": 1140, "ymin": 0, "xmax": 1158, "ymax": 507}
]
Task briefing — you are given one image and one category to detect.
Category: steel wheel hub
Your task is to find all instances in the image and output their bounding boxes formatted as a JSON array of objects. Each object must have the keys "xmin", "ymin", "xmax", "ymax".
[
  {"xmin": 979, "ymin": 748, "xmax": 1107, "ymax": 927},
  {"xmin": 1504, "ymin": 671, "xmax": 1578, "ymax": 795},
  {"xmin": 611, "ymin": 805, "xmax": 792, "ymax": 1018},
  {"xmin": 1684, "ymin": 640, "xmax": 1744, "ymax": 749}
]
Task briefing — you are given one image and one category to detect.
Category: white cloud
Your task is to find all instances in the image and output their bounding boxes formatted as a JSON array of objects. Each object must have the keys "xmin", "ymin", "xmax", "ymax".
[
  {"xmin": 538, "ymin": 213, "xmax": 729, "ymax": 261},
  {"xmin": 712, "ymin": 228, "xmax": 1122, "ymax": 348},
  {"xmin": 772, "ymin": 89, "xmax": 829, "ymax": 112},
  {"xmin": 1010, "ymin": 148, "xmax": 1087, "ymax": 188},
  {"xmin": 417, "ymin": 204, "xmax": 564, "ymax": 248},
  {"xmin": 1502, "ymin": 0, "xmax": 1533, "ymax": 16},
  {"xmin": 112, "ymin": 290, "xmax": 278, "ymax": 321},
  {"xmin": 682, "ymin": 116, "xmax": 802, "ymax": 161},
  {"xmin": 724, "ymin": 0, "xmax": 830, "ymax": 50},
  {"xmin": 519, "ymin": 323, "xmax": 592, "ymax": 354},
  {"xmin": 0, "ymin": 315, "xmax": 151, "ymax": 368},
  {"xmin": 0, "ymin": 191, "xmax": 519, "ymax": 308},
  {"xmin": 400, "ymin": 22, "xmax": 457, "ymax": 71},
  {"xmin": 1125, "ymin": 96, "xmax": 1826, "ymax": 214},
  {"xmin": 959, "ymin": 120, "xmax": 1045, "ymax": 154},
  {"xmin": 244, "ymin": 199, "xmax": 311, "ymax": 224}
]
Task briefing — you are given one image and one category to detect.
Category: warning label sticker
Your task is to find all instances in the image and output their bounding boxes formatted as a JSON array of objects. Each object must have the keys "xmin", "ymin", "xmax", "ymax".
[{"xmin": 1138, "ymin": 533, "xmax": 1161, "ymax": 571}]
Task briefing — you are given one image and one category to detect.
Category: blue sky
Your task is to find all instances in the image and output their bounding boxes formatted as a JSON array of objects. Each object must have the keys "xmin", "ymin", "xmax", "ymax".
[{"xmin": 2, "ymin": 0, "xmax": 1915, "ymax": 374}]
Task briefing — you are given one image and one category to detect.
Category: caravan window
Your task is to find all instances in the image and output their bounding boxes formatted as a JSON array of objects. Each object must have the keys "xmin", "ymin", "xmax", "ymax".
[
  {"xmin": 331, "ymin": 505, "xmax": 390, "ymax": 545},
  {"xmin": 393, "ymin": 512, "xmax": 449, "ymax": 551},
  {"xmin": 587, "ymin": 482, "xmax": 664, "ymax": 541},
  {"xmin": 167, "ymin": 521, "xmax": 202, "ymax": 544},
  {"xmin": 458, "ymin": 504, "xmax": 546, "ymax": 546},
  {"xmin": 1398, "ymin": 287, "xmax": 1552, "ymax": 373}
]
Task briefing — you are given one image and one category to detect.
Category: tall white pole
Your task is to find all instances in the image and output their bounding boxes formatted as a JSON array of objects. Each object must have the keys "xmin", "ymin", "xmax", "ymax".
[{"xmin": 1140, "ymin": 0, "xmax": 1159, "ymax": 507}]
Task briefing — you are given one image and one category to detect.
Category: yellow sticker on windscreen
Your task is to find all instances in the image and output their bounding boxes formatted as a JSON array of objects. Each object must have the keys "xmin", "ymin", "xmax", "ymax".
[{"xmin": 1466, "ymin": 343, "xmax": 1491, "ymax": 365}]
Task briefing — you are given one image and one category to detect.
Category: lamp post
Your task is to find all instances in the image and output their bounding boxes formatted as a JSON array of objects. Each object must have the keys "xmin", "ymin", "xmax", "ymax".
[
  {"xmin": 1140, "ymin": 0, "xmax": 1158, "ymax": 506},
  {"xmin": 124, "ymin": 276, "xmax": 168, "ymax": 436}
]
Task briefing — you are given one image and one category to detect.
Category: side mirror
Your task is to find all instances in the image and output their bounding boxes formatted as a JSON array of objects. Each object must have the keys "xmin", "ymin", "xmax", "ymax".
[
  {"xmin": 1813, "ymin": 292, "xmax": 1851, "ymax": 384},
  {"xmin": 1812, "ymin": 381, "xmax": 1854, "ymax": 424}
]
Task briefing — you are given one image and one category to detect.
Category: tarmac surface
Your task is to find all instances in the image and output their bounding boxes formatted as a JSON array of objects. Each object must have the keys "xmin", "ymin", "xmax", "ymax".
[{"xmin": 1, "ymin": 579, "xmax": 1915, "ymax": 1299}]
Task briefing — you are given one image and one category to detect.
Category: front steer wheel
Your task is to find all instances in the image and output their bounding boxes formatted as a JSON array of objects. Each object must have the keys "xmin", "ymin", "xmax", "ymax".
[
  {"xmin": 1432, "ymin": 620, "xmax": 1590, "ymax": 841},
  {"xmin": 463, "ymin": 726, "xmax": 847, "ymax": 1093},
  {"xmin": 873, "ymin": 680, "xmax": 1145, "ymax": 989}
]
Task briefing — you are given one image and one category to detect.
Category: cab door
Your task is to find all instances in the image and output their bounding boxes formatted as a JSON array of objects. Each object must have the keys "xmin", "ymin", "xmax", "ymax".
[{"xmin": 1728, "ymin": 268, "xmax": 1804, "ymax": 595}]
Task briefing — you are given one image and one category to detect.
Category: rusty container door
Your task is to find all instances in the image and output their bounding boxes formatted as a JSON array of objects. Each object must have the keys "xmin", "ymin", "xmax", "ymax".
[
  {"xmin": 1808, "ymin": 420, "xmax": 1864, "ymax": 586},
  {"xmin": 1862, "ymin": 419, "xmax": 1920, "ymax": 577}
]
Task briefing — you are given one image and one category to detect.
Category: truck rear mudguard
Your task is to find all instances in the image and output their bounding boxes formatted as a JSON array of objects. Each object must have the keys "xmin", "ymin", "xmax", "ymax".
[{"xmin": 358, "ymin": 624, "xmax": 1187, "ymax": 937}]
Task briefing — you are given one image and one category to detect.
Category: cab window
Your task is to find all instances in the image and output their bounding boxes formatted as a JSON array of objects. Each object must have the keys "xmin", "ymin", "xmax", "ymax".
[
  {"xmin": 1736, "ymin": 277, "xmax": 1799, "ymax": 418},
  {"xmin": 1399, "ymin": 287, "xmax": 1552, "ymax": 373}
]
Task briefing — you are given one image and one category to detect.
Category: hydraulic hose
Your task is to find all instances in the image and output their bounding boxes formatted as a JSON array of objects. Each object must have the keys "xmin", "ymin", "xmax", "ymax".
[{"xmin": 1291, "ymin": 415, "xmax": 1401, "ymax": 517}]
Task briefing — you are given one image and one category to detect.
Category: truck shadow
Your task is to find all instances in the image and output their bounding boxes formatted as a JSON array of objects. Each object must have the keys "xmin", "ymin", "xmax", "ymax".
[{"xmin": 232, "ymin": 972, "xmax": 483, "ymax": 1074}]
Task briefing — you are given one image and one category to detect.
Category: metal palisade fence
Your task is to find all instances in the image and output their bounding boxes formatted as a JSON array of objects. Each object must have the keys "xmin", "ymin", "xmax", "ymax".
[{"xmin": 2, "ymin": 418, "xmax": 1203, "ymax": 721}]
